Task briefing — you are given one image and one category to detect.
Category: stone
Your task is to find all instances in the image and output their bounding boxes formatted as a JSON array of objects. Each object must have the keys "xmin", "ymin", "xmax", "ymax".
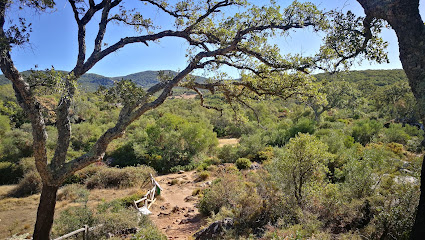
[{"xmin": 193, "ymin": 218, "xmax": 234, "ymax": 240}]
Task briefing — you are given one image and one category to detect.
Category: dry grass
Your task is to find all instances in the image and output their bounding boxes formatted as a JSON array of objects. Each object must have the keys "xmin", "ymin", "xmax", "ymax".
[
  {"xmin": 218, "ymin": 138, "xmax": 239, "ymax": 147},
  {"xmin": 0, "ymin": 184, "xmax": 146, "ymax": 239}
]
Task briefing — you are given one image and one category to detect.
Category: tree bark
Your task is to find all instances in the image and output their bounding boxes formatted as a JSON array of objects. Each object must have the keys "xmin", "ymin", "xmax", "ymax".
[
  {"xmin": 33, "ymin": 184, "xmax": 59, "ymax": 240},
  {"xmin": 356, "ymin": 0, "xmax": 425, "ymax": 238}
]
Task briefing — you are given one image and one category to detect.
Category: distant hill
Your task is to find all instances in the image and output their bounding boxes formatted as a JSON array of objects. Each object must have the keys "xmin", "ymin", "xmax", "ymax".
[
  {"xmin": 315, "ymin": 69, "xmax": 407, "ymax": 86},
  {"xmin": 0, "ymin": 69, "xmax": 406, "ymax": 91},
  {"xmin": 0, "ymin": 70, "xmax": 208, "ymax": 91}
]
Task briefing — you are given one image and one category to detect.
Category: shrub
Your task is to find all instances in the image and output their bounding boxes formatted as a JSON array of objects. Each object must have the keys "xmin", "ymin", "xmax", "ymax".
[
  {"xmin": 57, "ymin": 184, "xmax": 90, "ymax": 202},
  {"xmin": 52, "ymin": 205, "xmax": 95, "ymax": 238},
  {"xmin": 381, "ymin": 123, "xmax": 410, "ymax": 145},
  {"xmin": 386, "ymin": 142, "xmax": 404, "ymax": 156},
  {"xmin": 53, "ymin": 198, "xmax": 165, "ymax": 239},
  {"xmin": 132, "ymin": 219, "xmax": 167, "ymax": 240},
  {"xmin": 253, "ymin": 146, "xmax": 274, "ymax": 163},
  {"xmin": 0, "ymin": 114, "xmax": 11, "ymax": 136},
  {"xmin": 270, "ymin": 134, "xmax": 331, "ymax": 206},
  {"xmin": 0, "ymin": 129, "xmax": 33, "ymax": 163},
  {"xmin": 117, "ymin": 191, "xmax": 145, "ymax": 207},
  {"xmin": 18, "ymin": 157, "xmax": 36, "ymax": 173},
  {"xmin": 352, "ymin": 119, "xmax": 382, "ymax": 145},
  {"xmin": 195, "ymin": 171, "xmax": 210, "ymax": 182},
  {"xmin": 287, "ymin": 117, "xmax": 315, "ymax": 140},
  {"xmin": 217, "ymin": 145, "xmax": 239, "ymax": 163},
  {"xmin": 236, "ymin": 158, "xmax": 252, "ymax": 170},
  {"xmin": 169, "ymin": 162, "xmax": 197, "ymax": 173},
  {"xmin": 8, "ymin": 171, "xmax": 42, "ymax": 197},
  {"xmin": 0, "ymin": 161, "xmax": 24, "ymax": 184},
  {"xmin": 85, "ymin": 166, "xmax": 155, "ymax": 189},
  {"xmin": 92, "ymin": 203, "xmax": 140, "ymax": 238},
  {"xmin": 199, "ymin": 171, "xmax": 286, "ymax": 236},
  {"xmin": 64, "ymin": 163, "xmax": 106, "ymax": 185}
]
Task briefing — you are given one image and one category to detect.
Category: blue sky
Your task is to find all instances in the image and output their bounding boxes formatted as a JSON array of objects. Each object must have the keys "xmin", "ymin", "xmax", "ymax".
[{"xmin": 5, "ymin": 0, "xmax": 425, "ymax": 78}]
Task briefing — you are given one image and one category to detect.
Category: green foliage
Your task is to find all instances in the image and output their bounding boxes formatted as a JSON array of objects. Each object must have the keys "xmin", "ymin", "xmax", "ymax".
[
  {"xmin": 235, "ymin": 158, "xmax": 252, "ymax": 170},
  {"xmin": 53, "ymin": 196, "xmax": 165, "ymax": 239},
  {"xmin": 0, "ymin": 128, "xmax": 33, "ymax": 162},
  {"xmin": 116, "ymin": 192, "xmax": 145, "ymax": 207},
  {"xmin": 218, "ymin": 145, "xmax": 239, "ymax": 163},
  {"xmin": 0, "ymin": 114, "xmax": 11, "ymax": 136},
  {"xmin": 118, "ymin": 113, "xmax": 218, "ymax": 173},
  {"xmin": 133, "ymin": 223, "xmax": 167, "ymax": 240},
  {"xmin": 71, "ymin": 122, "xmax": 103, "ymax": 151},
  {"xmin": 102, "ymin": 79, "xmax": 146, "ymax": 106},
  {"xmin": 371, "ymin": 177, "xmax": 419, "ymax": 240},
  {"xmin": 287, "ymin": 118, "xmax": 316, "ymax": 140},
  {"xmin": 270, "ymin": 133, "xmax": 331, "ymax": 205},
  {"xmin": 380, "ymin": 123, "xmax": 411, "ymax": 145},
  {"xmin": 63, "ymin": 163, "xmax": 105, "ymax": 185},
  {"xmin": 0, "ymin": 161, "xmax": 24, "ymax": 184},
  {"xmin": 351, "ymin": 119, "xmax": 382, "ymax": 145},
  {"xmin": 196, "ymin": 171, "xmax": 210, "ymax": 182},
  {"xmin": 252, "ymin": 146, "xmax": 274, "ymax": 163},
  {"xmin": 199, "ymin": 170, "xmax": 286, "ymax": 236}
]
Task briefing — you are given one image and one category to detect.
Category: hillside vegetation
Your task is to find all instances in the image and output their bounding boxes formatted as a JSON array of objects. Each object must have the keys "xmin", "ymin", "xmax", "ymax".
[
  {"xmin": 0, "ymin": 69, "xmax": 422, "ymax": 239},
  {"xmin": 0, "ymin": 70, "xmax": 208, "ymax": 92}
]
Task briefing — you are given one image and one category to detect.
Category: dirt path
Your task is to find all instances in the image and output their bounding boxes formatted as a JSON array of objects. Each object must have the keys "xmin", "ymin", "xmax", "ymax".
[{"xmin": 149, "ymin": 171, "xmax": 209, "ymax": 239}]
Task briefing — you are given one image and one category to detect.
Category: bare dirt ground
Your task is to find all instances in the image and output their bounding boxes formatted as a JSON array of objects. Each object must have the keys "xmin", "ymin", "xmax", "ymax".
[
  {"xmin": 217, "ymin": 138, "xmax": 239, "ymax": 147},
  {"xmin": 149, "ymin": 171, "xmax": 210, "ymax": 239},
  {"xmin": 0, "ymin": 186, "xmax": 145, "ymax": 239}
]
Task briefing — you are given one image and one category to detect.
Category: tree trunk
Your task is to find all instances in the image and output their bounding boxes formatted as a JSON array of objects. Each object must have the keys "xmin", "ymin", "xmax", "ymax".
[{"xmin": 33, "ymin": 184, "xmax": 59, "ymax": 240}]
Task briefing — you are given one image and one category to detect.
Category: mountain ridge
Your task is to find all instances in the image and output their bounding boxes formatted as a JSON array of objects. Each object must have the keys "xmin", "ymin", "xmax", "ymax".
[
  {"xmin": 0, "ymin": 70, "xmax": 208, "ymax": 91},
  {"xmin": 0, "ymin": 69, "xmax": 407, "ymax": 91}
]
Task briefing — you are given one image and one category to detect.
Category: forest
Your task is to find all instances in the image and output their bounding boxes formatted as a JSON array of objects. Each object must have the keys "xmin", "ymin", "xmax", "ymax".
[{"xmin": 0, "ymin": 69, "xmax": 422, "ymax": 239}]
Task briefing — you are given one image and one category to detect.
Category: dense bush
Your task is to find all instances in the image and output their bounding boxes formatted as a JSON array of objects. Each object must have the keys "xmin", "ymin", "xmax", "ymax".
[
  {"xmin": 64, "ymin": 163, "xmax": 106, "ymax": 185},
  {"xmin": 110, "ymin": 113, "xmax": 218, "ymax": 173},
  {"xmin": 352, "ymin": 119, "xmax": 382, "ymax": 145},
  {"xmin": 287, "ymin": 117, "xmax": 316, "ymax": 140},
  {"xmin": 217, "ymin": 145, "xmax": 239, "ymax": 163},
  {"xmin": 235, "ymin": 158, "xmax": 252, "ymax": 170},
  {"xmin": 199, "ymin": 170, "xmax": 286, "ymax": 236},
  {"xmin": 0, "ymin": 161, "xmax": 23, "ymax": 184},
  {"xmin": 0, "ymin": 128, "xmax": 33, "ymax": 162},
  {"xmin": 8, "ymin": 171, "xmax": 42, "ymax": 197},
  {"xmin": 85, "ymin": 165, "xmax": 155, "ymax": 189}
]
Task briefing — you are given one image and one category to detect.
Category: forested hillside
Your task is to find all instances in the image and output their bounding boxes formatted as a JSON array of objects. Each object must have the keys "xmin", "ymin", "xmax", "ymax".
[{"xmin": 0, "ymin": 70, "xmax": 208, "ymax": 91}]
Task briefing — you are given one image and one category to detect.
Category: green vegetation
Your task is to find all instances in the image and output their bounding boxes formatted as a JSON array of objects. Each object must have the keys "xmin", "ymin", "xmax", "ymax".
[{"xmin": 0, "ymin": 68, "xmax": 422, "ymax": 239}]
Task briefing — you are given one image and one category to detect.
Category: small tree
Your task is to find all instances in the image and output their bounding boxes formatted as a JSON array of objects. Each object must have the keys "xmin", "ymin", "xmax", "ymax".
[{"xmin": 271, "ymin": 133, "xmax": 331, "ymax": 206}]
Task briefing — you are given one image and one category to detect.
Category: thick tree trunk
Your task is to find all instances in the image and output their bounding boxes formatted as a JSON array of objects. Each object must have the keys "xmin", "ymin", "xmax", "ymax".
[
  {"xmin": 33, "ymin": 184, "xmax": 59, "ymax": 240},
  {"xmin": 355, "ymin": 1, "xmax": 425, "ymax": 238}
]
